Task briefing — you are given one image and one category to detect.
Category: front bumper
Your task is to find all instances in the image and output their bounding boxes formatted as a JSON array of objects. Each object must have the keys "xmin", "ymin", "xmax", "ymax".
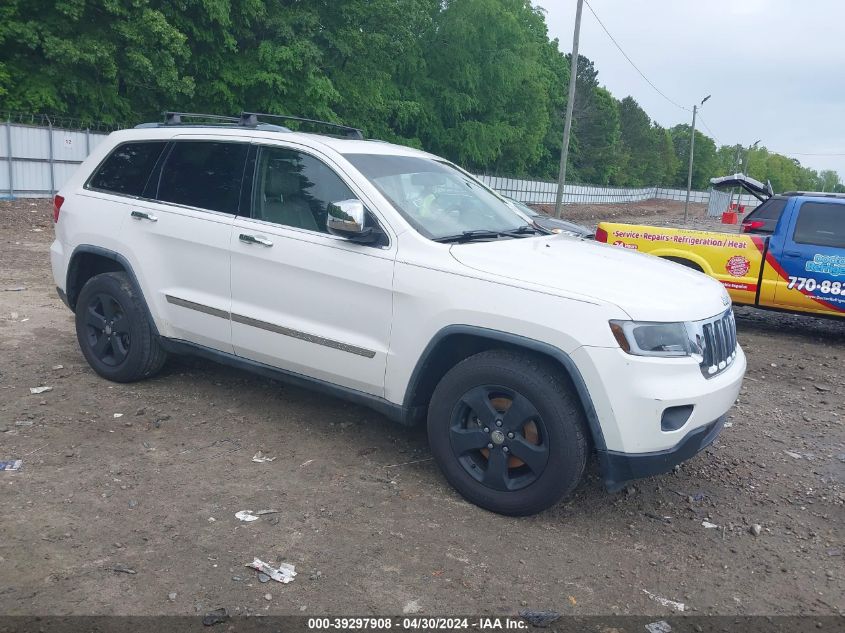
[
  {"xmin": 571, "ymin": 344, "xmax": 745, "ymax": 453},
  {"xmin": 569, "ymin": 342, "xmax": 744, "ymax": 490},
  {"xmin": 599, "ymin": 415, "xmax": 726, "ymax": 491}
]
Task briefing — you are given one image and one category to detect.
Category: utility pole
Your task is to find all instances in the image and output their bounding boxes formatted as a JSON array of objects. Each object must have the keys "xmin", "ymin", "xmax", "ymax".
[
  {"xmin": 742, "ymin": 139, "xmax": 761, "ymax": 175},
  {"xmin": 553, "ymin": 0, "xmax": 584, "ymax": 219},
  {"xmin": 683, "ymin": 94, "xmax": 710, "ymax": 222},
  {"xmin": 738, "ymin": 139, "xmax": 761, "ymax": 210}
]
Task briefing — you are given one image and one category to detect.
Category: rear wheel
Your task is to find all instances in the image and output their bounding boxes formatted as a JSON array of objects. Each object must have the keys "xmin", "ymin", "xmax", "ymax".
[
  {"xmin": 75, "ymin": 272, "xmax": 167, "ymax": 382},
  {"xmin": 427, "ymin": 350, "xmax": 588, "ymax": 516}
]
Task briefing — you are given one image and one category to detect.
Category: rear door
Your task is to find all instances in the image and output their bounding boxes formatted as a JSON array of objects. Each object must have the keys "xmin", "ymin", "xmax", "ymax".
[
  {"xmin": 123, "ymin": 137, "xmax": 249, "ymax": 351},
  {"xmin": 769, "ymin": 199, "xmax": 845, "ymax": 316}
]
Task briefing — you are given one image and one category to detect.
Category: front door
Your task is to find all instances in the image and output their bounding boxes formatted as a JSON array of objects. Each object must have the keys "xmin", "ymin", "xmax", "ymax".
[
  {"xmin": 771, "ymin": 199, "xmax": 845, "ymax": 316},
  {"xmin": 230, "ymin": 144, "xmax": 395, "ymax": 396}
]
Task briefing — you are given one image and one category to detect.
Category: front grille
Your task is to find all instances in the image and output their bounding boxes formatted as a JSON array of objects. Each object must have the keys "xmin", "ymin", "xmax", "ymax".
[{"xmin": 698, "ymin": 309, "xmax": 737, "ymax": 378}]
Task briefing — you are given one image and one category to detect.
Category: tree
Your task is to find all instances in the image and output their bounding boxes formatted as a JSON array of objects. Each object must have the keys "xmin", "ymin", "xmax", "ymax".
[
  {"xmin": 0, "ymin": 0, "xmax": 840, "ymax": 189},
  {"xmin": 419, "ymin": 0, "xmax": 556, "ymax": 174},
  {"xmin": 655, "ymin": 126, "xmax": 679, "ymax": 186},
  {"xmin": 670, "ymin": 124, "xmax": 718, "ymax": 189},
  {"xmin": 818, "ymin": 169, "xmax": 841, "ymax": 192},
  {"xmin": 616, "ymin": 96, "xmax": 663, "ymax": 186},
  {"xmin": 314, "ymin": 0, "xmax": 433, "ymax": 144},
  {"xmin": 0, "ymin": 0, "xmax": 194, "ymax": 123},
  {"xmin": 568, "ymin": 87, "xmax": 620, "ymax": 184}
]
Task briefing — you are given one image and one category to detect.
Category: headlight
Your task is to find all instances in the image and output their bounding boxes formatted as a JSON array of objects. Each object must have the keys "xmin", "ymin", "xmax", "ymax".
[{"xmin": 609, "ymin": 320, "xmax": 702, "ymax": 359}]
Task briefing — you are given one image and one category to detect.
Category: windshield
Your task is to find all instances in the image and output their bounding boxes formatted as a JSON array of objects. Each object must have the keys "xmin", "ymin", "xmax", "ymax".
[
  {"xmin": 345, "ymin": 154, "xmax": 529, "ymax": 240},
  {"xmin": 506, "ymin": 197, "xmax": 541, "ymax": 218}
]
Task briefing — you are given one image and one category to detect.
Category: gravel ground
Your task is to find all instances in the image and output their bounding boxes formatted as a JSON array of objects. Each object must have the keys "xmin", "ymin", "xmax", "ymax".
[{"xmin": 0, "ymin": 199, "xmax": 842, "ymax": 618}]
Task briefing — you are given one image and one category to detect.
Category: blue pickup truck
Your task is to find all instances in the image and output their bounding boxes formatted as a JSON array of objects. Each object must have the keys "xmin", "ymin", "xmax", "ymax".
[{"xmin": 598, "ymin": 182, "xmax": 845, "ymax": 319}]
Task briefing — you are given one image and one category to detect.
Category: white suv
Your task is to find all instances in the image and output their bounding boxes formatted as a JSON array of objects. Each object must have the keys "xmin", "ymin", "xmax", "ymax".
[{"xmin": 50, "ymin": 112, "xmax": 746, "ymax": 516}]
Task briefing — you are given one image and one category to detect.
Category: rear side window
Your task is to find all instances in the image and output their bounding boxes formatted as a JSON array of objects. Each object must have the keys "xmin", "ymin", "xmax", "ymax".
[
  {"xmin": 749, "ymin": 198, "xmax": 786, "ymax": 221},
  {"xmin": 157, "ymin": 141, "xmax": 248, "ymax": 214},
  {"xmin": 87, "ymin": 142, "xmax": 167, "ymax": 196},
  {"xmin": 793, "ymin": 202, "xmax": 845, "ymax": 248}
]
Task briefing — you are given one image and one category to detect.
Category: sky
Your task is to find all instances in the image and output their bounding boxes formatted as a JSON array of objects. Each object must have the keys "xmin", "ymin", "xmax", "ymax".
[{"xmin": 541, "ymin": 0, "xmax": 845, "ymax": 179}]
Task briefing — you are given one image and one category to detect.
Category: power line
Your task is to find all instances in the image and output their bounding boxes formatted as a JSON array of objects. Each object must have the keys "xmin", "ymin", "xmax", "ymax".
[
  {"xmin": 583, "ymin": 0, "xmax": 691, "ymax": 113},
  {"xmin": 773, "ymin": 151, "xmax": 845, "ymax": 157},
  {"xmin": 696, "ymin": 115, "xmax": 719, "ymax": 144}
]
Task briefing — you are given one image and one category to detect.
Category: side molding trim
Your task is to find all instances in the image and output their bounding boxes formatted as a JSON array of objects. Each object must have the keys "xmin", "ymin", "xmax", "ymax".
[{"xmin": 164, "ymin": 294, "xmax": 377, "ymax": 359}]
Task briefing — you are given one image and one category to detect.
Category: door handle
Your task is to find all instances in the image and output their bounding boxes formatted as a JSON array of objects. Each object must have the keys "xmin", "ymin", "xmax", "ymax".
[
  {"xmin": 239, "ymin": 234, "xmax": 273, "ymax": 247},
  {"xmin": 783, "ymin": 250, "xmax": 802, "ymax": 258},
  {"xmin": 131, "ymin": 210, "xmax": 158, "ymax": 222}
]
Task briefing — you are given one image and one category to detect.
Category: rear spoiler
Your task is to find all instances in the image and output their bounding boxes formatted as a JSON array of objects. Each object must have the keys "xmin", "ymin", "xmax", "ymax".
[{"xmin": 710, "ymin": 173, "xmax": 773, "ymax": 202}]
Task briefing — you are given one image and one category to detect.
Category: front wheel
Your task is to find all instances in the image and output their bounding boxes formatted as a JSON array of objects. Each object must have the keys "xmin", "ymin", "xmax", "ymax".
[
  {"xmin": 427, "ymin": 350, "xmax": 588, "ymax": 516},
  {"xmin": 74, "ymin": 272, "xmax": 167, "ymax": 382}
]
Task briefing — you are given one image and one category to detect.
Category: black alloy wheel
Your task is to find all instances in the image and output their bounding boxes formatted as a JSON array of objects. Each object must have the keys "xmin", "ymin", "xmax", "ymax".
[
  {"xmin": 74, "ymin": 272, "xmax": 167, "ymax": 382},
  {"xmin": 83, "ymin": 293, "xmax": 131, "ymax": 366},
  {"xmin": 427, "ymin": 349, "xmax": 589, "ymax": 516},
  {"xmin": 449, "ymin": 385, "xmax": 549, "ymax": 491}
]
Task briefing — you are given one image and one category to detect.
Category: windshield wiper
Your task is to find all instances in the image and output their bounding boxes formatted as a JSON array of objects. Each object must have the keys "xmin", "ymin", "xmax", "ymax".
[
  {"xmin": 500, "ymin": 225, "xmax": 539, "ymax": 237},
  {"xmin": 433, "ymin": 225, "xmax": 538, "ymax": 244},
  {"xmin": 433, "ymin": 230, "xmax": 505, "ymax": 243}
]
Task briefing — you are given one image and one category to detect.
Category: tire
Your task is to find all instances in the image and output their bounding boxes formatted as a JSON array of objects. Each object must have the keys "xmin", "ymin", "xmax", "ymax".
[
  {"xmin": 427, "ymin": 349, "xmax": 589, "ymax": 516},
  {"xmin": 74, "ymin": 271, "xmax": 167, "ymax": 383}
]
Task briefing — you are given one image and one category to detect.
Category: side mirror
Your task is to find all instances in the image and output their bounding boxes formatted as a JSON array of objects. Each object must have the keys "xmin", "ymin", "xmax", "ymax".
[{"xmin": 327, "ymin": 199, "xmax": 367, "ymax": 239}]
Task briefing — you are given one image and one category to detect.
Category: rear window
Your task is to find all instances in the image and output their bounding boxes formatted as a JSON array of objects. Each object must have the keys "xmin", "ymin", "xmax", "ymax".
[
  {"xmin": 748, "ymin": 198, "xmax": 786, "ymax": 221},
  {"xmin": 157, "ymin": 141, "xmax": 248, "ymax": 214},
  {"xmin": 793, "ymin": 202, "xmax": 845, "ymax": 248},
  {"xmin": 87, "ymin": 141, "xmax": 167, "ymax": 197}
]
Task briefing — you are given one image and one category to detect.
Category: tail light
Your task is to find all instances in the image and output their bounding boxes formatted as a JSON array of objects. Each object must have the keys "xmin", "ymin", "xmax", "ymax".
[
  {"xmin": 52, "ymin": 195, "xmax": 65, "ymax": 224},
  {"xmin": 741, "ymin": 220, "xmax": 765, "ymax": 233},
  {"xmin": 595, "ymin": 227, "xmax": 608, "ymax": 243}
]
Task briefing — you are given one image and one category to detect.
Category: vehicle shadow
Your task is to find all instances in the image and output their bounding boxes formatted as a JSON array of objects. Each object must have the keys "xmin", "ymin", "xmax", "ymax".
[
  {"xmin": 734, "ymin": 305, "xmax": 844, "ymax": 344},
  {"xmin": 153, "ymin": 353, "xmax": 745, "ymax": 523}
]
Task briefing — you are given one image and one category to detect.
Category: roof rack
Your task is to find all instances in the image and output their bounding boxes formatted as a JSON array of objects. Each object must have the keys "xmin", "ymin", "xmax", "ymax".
[
  {"xmin": 239, "ymin": 112, "xmax": 364, "ymax": 140},
  {"xmin": 134, "ymin": 111, "xmax": 364, "ymax": 139},
  {"xmin": 164, "ymin": 112, "xmax": 240, "ymax": 125},
  {"xmin": 134, "ymin": 111, "xmax": 289, "ymax": 132}
]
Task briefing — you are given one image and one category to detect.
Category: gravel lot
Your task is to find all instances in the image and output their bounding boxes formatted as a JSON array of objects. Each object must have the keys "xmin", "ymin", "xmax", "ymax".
[{"xmin": 1, "ymin": 199, "xmax": 842, "ymax": 617}]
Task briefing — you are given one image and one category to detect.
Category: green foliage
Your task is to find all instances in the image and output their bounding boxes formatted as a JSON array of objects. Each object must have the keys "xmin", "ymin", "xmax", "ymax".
[
  {"xmin": 0, "ymin": 0, "xmax": 839, "ymax": 189},
  {"xmin": 571, "ymin": 86, "xmax": 620, "ymax": 184},
  {"xmin": 670, "ymin": 124, "xmax": 718, "ymax": 189},
  {"xmin": 615, "ymin": 96, "xmax": 670, "ymax": 187},
  {"xmin": 0, "ymin": 0, "xmax": 194, "ymax": 123},
  {"xmin": 418, "ymin": 0, "xmax": 556, "ymax": 174}
]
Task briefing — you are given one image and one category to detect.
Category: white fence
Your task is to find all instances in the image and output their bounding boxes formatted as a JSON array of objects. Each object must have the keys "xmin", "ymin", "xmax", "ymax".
[
  {"xmin": 475, "ymin": 175, "xmax": 760, "ymax": 208},
  {"xmin": 0, "ymin": 120, "xmax": 761, "ymax": 209},
  {"xmin": 1, "ymin": 121, "xmax": 109, "ymax": 198}
]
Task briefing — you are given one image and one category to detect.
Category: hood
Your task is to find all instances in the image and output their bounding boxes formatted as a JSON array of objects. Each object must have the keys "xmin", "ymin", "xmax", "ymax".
[
  {"xmin": 534, "ymin": 216, "xmax": 594, "ymax": 238},
  {"xmin": 449, "ymin": 235, "xmax": 730, "ymax": 322}
]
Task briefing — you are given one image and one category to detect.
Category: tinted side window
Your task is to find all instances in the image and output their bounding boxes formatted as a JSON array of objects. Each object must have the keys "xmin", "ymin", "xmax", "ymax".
[
  {"xmin": 793, "ymin": 202, "xmax": 845, "ymax": 248},
  {"xmin": 157, "ymin": 141, "xmax": 248, "ymax": 214},
  {"xmin": 88, "ymin": 142, "xmax": 167, "ymax": 196},
  {"xmin": 251, "ymin": 147, "xmax": 356, "ymax": 232},
  {"xmin": 750, "ymin": 198, "xmax": 786, "ymax": 221}
]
